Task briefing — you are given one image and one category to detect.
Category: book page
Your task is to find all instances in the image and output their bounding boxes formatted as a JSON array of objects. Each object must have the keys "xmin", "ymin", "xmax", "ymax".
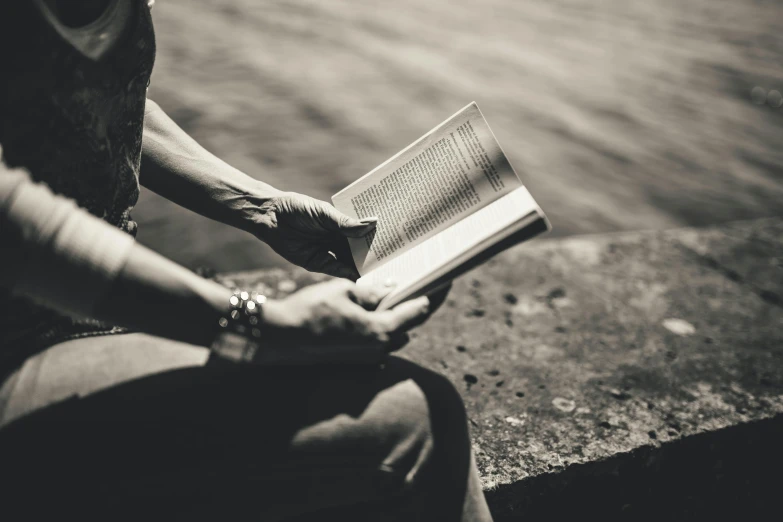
[
  {"xmin": 333, "ymin": 102, "xmax": 522, "ymax": 275},
  {"xmin": 356, "ymin": 186, "xmax": 546, "ymax": 308}
]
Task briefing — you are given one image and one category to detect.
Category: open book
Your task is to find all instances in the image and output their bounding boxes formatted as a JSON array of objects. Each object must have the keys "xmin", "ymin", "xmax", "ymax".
[{"xmin": 333, "ymin": 102, "xmax": 550, "ymax": 310}]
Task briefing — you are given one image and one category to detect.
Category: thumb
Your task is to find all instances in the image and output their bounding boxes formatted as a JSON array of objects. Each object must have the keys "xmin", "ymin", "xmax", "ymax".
[
  {"xmin": 323, "ymin": 205, "xmax": 378, "ymax": 238},
  {"xmin": 380, "ymin": 296, "xmax": 432, "ymax": 334}
]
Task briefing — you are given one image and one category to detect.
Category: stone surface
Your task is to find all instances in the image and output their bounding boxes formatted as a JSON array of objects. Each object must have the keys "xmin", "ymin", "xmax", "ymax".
[{"xmin": 220, "ymin": 218, "xmax": 783, "ymax": 518}]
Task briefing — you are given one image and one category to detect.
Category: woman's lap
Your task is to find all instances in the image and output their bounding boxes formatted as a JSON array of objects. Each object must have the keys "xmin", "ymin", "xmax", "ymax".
[
  {"xmin": 0, "ymin": 333, "xmax": 212, "ymax": 424},
  {"xmin": 0, "ymin": 333, "xmax": 479, "ymax": 521}
]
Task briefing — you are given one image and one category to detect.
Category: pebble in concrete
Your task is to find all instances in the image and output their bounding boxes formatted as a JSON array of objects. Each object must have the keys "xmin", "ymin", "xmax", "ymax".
[
  {"xmin": 552, "ymin": 397, "xmax": 577, "ymax": 413},
  {"xmin": 464, "ymin": 374, "xmax": 478, "ymax": 390},
  {"xmin": 662, "ymin": 318, "xmax": 697, "ymax": 336}
]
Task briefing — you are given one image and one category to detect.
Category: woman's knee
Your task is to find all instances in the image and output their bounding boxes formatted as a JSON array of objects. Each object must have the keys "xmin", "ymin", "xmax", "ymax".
[
  {"xmin": 370, "ymin": 358, "xmax": 471, "ymax": 487},
  {"xmin": 382, "ymin": 357, "xmax": 469, "ymax": 431}
]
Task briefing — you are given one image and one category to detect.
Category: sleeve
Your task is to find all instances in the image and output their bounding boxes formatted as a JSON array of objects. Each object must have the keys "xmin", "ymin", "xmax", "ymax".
[{"xmin": 0, "ymin": 165, "xmax": 136, "ymax": 319}]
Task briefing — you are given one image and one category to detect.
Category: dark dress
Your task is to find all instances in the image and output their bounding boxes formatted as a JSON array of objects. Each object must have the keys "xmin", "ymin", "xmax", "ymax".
[{"xmin": 0, "ymin": 0, "xmax": 156, "ymax": 376}]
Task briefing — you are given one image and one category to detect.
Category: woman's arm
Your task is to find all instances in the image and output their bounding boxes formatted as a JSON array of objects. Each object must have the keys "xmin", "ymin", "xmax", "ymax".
[
  {"xmin": 0, "ymin": 166, "xmax": 435, "ymax": 359},
  {"xmin": 140, "ymin": 99, "xmax": 376, "ymax": 280},
  {"xmin": 1, "ymin": 165, "xmax": 231, "ymax": 346},
  {"xmin": 140, "ymin": 99, "xmax": 279, "ymax": 236}
]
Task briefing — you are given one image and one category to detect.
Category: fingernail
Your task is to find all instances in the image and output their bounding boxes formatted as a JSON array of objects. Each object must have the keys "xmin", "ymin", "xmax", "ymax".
[
  {"xmin": 384, "ymin": 278, "xmax": 396, "ymax": 287},
  {"xmin": 414, "ymin": 296, "xmax": 431, "ymax": 313},
  {"xmin": 360, "ymin": 217, "xmax": 379, "ymax": 224}
]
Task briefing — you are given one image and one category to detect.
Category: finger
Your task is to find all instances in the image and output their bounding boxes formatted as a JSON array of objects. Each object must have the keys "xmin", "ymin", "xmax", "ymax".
[
  {"xmin": 330, "ymin": 235, "xmax": 356, "ymax": 270},
  {"xmin": 349, "ymin": 281, "xmax": 396, "ymax": 310},
  {"xmin": 378, "ymin": 296, "xmax": 431, "ymax": 334},
  {"xmin": 321, "ymin": 204, "xmax": 378, "ymax": 238},
  {"xmin": 314, "ymin": 253, "xmax": 361, "ymax": 281}
]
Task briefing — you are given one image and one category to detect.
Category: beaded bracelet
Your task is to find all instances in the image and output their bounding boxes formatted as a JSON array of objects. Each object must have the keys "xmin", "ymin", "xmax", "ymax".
[{"xmin": 210, "ymin": 290, "xmax": 267, "ymax": 363}]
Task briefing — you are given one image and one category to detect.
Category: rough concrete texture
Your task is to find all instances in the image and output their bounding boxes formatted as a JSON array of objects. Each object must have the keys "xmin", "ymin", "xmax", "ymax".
[{"xmin": 218, "ymin": 217, "xmax": 783, "ymax": 517}]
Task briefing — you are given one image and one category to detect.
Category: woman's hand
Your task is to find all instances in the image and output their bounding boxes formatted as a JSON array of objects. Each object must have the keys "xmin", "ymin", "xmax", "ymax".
[
  {"xmin": 253, "ymin": 192, "xmax": 376, "ymax": 280},
  {"xmin": 253, "ymin": 279, "xmax": 436, "ymax": 365}
]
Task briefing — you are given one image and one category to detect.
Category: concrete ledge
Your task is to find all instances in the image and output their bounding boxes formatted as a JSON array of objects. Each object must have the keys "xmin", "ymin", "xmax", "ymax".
[{"xmin": 218, "ymin": 217, "xmax": 783, "ymax": 518}]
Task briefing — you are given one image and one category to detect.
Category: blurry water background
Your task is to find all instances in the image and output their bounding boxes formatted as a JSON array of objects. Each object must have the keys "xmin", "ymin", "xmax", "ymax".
[{"xmin": 135, "ymin": 0, "xmax": 783, "ymax": 272}]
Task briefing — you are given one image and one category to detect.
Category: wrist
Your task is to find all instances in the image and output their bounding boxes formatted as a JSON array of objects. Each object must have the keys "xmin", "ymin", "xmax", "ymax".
[
  {"xmin": 248, "ymin": 178, "xmax": 284, "ymax": 203},
  {"xmin": 259, "ymin": 298, "xmax": 300, "ymax": 340},
  {"xmin": 210, "ymin": 289, "xmax": 268, "ymax": 362},
  {"xmin": 236, "ymin": 179, "xmax": 284, "ymax": 238}
]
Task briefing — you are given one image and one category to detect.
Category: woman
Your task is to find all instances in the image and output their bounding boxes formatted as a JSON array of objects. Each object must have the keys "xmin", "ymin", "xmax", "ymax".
[{"xmin": 0, "ymin": 1, "xmax": 493, "ymax": 520}]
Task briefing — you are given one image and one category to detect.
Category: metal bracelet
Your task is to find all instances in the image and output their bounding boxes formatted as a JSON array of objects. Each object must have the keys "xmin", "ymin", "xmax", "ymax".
[{"xmin": 212, "ymin": 289, "xmax": 267, "ymax": 362}]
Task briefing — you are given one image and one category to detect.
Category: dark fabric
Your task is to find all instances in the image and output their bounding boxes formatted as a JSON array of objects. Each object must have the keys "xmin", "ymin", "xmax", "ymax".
[
  {"xmin": 0, "ymin": 0, "xmax": 156, "ymax": 376},
  {"xmin": 0, "ymin": 347, "xmax": 486, "ymax": 522},
  {"xmin": 48, "ymin": 0, "xmax": 114, "ymax": 28}
]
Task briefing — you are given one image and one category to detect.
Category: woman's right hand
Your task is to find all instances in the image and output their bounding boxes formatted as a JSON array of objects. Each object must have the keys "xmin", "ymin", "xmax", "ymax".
[{"xmin": 254, "ymin": 278, "xmax": 435, "ymax": 365}]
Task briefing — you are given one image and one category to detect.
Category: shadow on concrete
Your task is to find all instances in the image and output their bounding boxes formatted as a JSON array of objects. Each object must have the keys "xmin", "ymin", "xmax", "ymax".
[{"xmin": 488, "ymin": 414, "xmax": 783, "ymax": 520}]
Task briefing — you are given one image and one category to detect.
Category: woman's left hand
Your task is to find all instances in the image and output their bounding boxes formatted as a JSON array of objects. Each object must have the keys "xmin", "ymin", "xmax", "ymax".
[{"xmin": 253, "ymin": 192, "xmax": 376, "ymax": 280}]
